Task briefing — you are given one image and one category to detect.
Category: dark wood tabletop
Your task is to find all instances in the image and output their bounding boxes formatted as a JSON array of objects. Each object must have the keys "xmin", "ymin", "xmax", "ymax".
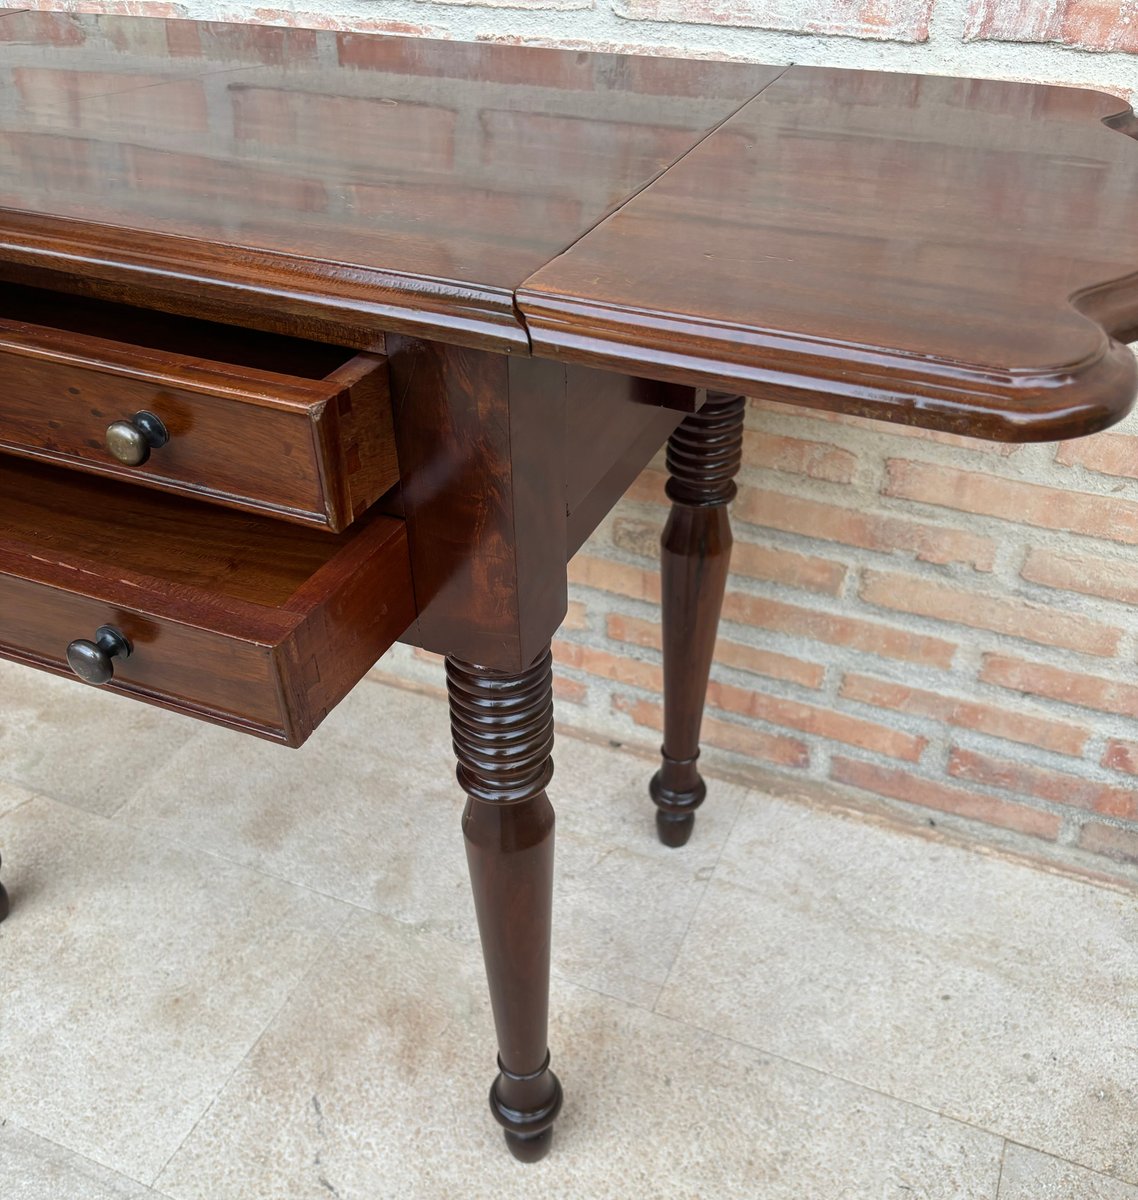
[
  {"xmin": 0, "ymin": 9, "xmax": 778, "ymax": 350},
  {"xmin": 520, "ymin": 67, "xmax": 1138, "ymax": 441},
  {"xmin": 1, "ymin": 11, "xmax": 1137, "ymax": 433}
]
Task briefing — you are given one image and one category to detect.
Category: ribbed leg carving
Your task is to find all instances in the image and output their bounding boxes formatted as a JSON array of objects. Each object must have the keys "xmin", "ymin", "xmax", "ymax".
[
  {"xmin": 447, "ymin": 648, "xmax": 563, "ymax": 1162},
  {"xmin": 650, "ymin": 392, "xmax": 745, "ymax": 847},
  {"xmin": 0, "ymin": 851, "xmax": 9, "ymax": 922}
]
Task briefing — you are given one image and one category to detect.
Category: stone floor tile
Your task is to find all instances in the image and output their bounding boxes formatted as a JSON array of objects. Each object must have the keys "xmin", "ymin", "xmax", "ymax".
[
  {"xmin": 0, "ymin": 660, "xmax": 198, "ymax": 818},
  {"xmin": 658, "ymin": 793, "xmax": 1138, "ymax": 1183},
  {"xmin": 999, "ymin": 1144, "xmax": 1138, "ymax": 1198},
  {"xmin": 0, "ymin": 796, "xmax": 348, "ymax": 1184},
  {"xmin": 117, "ymin": 681, "xmax": 745, "ymax": 1009},
  {"xmin": 0, "ymin": 776, "xmax": 36, "ymax": 819},
  {"xmin": 1, "ymin": 1124, "xmax": 166, "ymax": 1200},
  {"xmin": 156, "ymin": 907, "xmax": 1003, "ymax": 1200}
]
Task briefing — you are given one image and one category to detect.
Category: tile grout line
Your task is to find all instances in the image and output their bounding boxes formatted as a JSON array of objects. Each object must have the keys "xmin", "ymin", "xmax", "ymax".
[
  {"xmin": 995, "ymin": 1138, "xmax": 1008, "ymax": 1197},
  {"xmin": 1, "ymin": 1115, "xmax": 179, "ymax": 1199},
  {"xmin": 147, "ymin": 903, "xmax": 357, "ymax": 1191},
  {"xmin": 650, "ymin": 785, "xmax": 753, "ymax": 1010},
  {"xmin": 644, "ymin": 1001, "xmax": 1138, "ymax": 1190},
  {"xmin": 1000, "ymin": 1135, "xmax": 1138, "ymax": 1194}
]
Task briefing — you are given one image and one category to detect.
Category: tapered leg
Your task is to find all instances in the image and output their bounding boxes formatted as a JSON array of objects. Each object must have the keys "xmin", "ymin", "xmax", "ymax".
[
  {"xmin": 650, "ymin": 392, "xmax": 746, "ymax": 847},
  {"xmin": 0, "ymin": 852, "xmax": 8, "ymax": 922},
  {"xmin": 448, "ymin": 648, "xmax": 562, "ymax": 1162}
]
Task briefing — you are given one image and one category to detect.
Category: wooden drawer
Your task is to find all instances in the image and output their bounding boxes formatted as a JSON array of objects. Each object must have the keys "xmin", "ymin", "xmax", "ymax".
[
  {"xmin": 0, "ymin": 457, "xmax": 416, "ymax": 746},
  {"xmin": 0, "ymin": 285, "xmax": 398, "ymax": 532}
]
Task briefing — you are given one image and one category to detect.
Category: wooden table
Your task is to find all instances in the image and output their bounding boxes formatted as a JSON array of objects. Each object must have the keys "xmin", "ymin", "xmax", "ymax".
[{"xmin": 0, "ymin": 8, "xmax": 1135, "ymax": 1163}]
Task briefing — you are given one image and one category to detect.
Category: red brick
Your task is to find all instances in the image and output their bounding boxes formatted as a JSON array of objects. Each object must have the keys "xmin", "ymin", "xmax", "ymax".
[
  {"xmin": 1021, "ymin": 546, "xmax": 1138, "ymax": 607},
  {"xmin": 948, "ymin": 747, "xmax": 1138, "ymax": 819},
  {"xmin": 606, "ymin": 613, "xmax": 825, "ymax": 689},
  {"xmin": 613, "ymin": 513, "xmax": 847, "ymax": 596},
  {"xmin": 859, "ymin": 570, "xmax": 1122, "ymax": 658},
  {"xmin": 831, "ymin": 757, "xmax": 1061, "ymax": 840},
  {"xmin": 732, "ymin": 541, "xmax": 848, "ymax": 596},
  {"xmin": 613, "ymin": 0, "xmax": 934, "ymax": 41},
  {"xmin": 568, "ymin": 555, "xmax": 660, "ymax": 603},
  {"xmin": 554, "ymin": 675, "xmax": 588, "ymax": 705},
  {"xmin": 748, "ymin": 397, "xmax": 1022, "ymax": 456},
  {"xmin": 723, "ymin": 590, "xmax": 957, "ymax": 667},
  {"xmin": 260, "ymin": 9, "xmax": 444, "ymax": 37},
  {"xmin": 166, "ymin": 18, "xmax": 320, "ymax": 63},
  {"xmin": 980, "ymin": 654, "xmax": 1138, "ymax": 720},
  {"xmin": 841, "ymin": 674, "xmax": 1089, "ymax": 757},
  {"xmin": 736, "ymin": 486, "xmax": 996, "ymax": 571},
  {"xmin": 553, "ymin": 641, "xmax": 662, "ymax": 691},
  {"xmin": 1103, "ymin": 740, "xmax": 1138, "ymax": 776},
  {"xmin": 964, "ymin": 1, "xmax": 1138, "ymax": 54},
  {"xmin": 563, "ymin": 600, "xmax": 589, "ymax": 631},
  {"xmin": 741, "ymin": 430, "xmax": 857, "ymax": 483},
  {"xmin": 1078, "ymin": 822, "xmax": 1138, "ymax": 865},
  {"xmin": 613, "ymin": 693, "xmax": 810, "ymax": 768},
  {"xmin": 884, "ymin": 458, "xmax": 1138, "ymax": 545},
  {"xmin": 705, "ymin": 679, "xmax": 927, "ymax": 761},
  {"xmin": 1055, "ymin": 430, "xmax": 1138, "ymax": 480}
]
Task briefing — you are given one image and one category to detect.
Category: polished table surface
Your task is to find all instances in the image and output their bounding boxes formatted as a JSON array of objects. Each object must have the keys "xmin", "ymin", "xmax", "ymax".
[
  {"xmin": 1, "ymin": 8, "xmax": 1137, "ymax": 1168},
  {"xmin": 1, "ymin": 8, "xmax": 1136, "ymax": 435}
]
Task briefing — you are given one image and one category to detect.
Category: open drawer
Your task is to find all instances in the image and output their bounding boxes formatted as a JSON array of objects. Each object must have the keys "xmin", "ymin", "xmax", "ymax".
[
  {"xmin": 0, "ymin": 457, "xmax": 416, "ymax": 746},
  {"xmin": 0, "ymin": 284, "xmax": 398, "ymax": 531}
]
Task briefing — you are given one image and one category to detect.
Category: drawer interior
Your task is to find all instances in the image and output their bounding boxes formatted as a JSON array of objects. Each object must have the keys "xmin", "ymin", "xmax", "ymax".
[
  {"xmin": 1, "ymin": 282, "xmax": 355, "ymax": 378},
  {"xmin": 0, "ymin": 453, "xmax": 343, "ymax": 604}
]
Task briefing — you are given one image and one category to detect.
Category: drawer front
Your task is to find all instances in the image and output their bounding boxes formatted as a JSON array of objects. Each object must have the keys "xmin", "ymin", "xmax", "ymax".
[
  {"xmin": 0, "ymin": 458, "xmax": 417, "ymax": 745},
  {"xmin": 0, "ymin": 288, "xmax": 398, "ymax": 531},
  {"xmin": 0, "ymin": 573, "xmax": 286, "ymax": 735}
]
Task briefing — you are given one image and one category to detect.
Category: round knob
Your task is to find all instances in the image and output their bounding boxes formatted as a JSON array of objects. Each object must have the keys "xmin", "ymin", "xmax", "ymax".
[
  {"xmin": 66, "ymin": 626, "xmax": 132, "ymax": 686},
  {"xmin": 105, "ymin": 411, "xmax": 169, "ymax": 467}
]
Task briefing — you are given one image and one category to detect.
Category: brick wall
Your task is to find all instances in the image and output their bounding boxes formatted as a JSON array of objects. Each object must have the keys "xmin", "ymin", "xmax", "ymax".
[{"xmin": 21, "ymin": 0, "xmax": 1138, "ymax": 873}]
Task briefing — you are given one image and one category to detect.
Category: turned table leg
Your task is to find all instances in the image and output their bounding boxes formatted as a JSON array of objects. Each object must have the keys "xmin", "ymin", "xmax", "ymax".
[
  {"xmin": 650, "ymin": 392, "xmax": 746, "ymax": 847},
  {"xmin": 447, "ymin": 648, "xmax": 563, "ymax": 1162}
]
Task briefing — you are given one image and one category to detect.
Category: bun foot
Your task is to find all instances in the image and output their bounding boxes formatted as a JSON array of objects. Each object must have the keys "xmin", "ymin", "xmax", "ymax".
[
  {"xmin": 490, "ymin": 1062, "xmax": 563, "ymax": 1164},
  {"xmin": 655, "ymin": 807, "xmax": 695, "ymax": 848},
  {"xmin": 504, "ymin": 1126, "xmax": 554, "ymax": 1163},
  {"xmin": 650, "ymin": 762, "xmax": 706, "ymax": 848}
]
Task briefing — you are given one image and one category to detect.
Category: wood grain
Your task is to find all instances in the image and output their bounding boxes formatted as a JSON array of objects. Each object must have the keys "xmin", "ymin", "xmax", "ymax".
[
  {"xmin": 0, "ymin": 457, "xmax": 415, "ymax": 745},
  {"xmin": 0, "ymin": 10, "xmax": 777, "ymax": 350},
  {"xmin": 520, "ymin": 68, "xmax": 1138, "ymax": 441},
  {"xmin": 0, "ymin": 283, "xmax": 397, "ymax": 529}
]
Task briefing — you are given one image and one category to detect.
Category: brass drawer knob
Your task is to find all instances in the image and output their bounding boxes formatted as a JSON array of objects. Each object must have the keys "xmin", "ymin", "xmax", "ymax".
[
  {"xmin": 105, "ymin": 410, "xmax": 169, "ymax": 466},
  {"xmin": 66, "ymin": 625, "xmax": 132, "ymax": 686}
]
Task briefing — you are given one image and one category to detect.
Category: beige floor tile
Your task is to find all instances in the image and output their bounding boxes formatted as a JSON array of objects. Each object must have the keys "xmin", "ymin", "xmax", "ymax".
[
  {"xmin": 658, "ymin": 794, "xmax": 1138, "ymax": 1184},
  {"xmin": 0, "ymin": 660, "xmax": 198, "ymax": 818},
  {"xmin": 156, "ymin": 907, "xmax": 1003, "ymax": 1200},
  {"xmin": 0, "ymin": 776, "xmax": 36, "ymax": 819},
  {"xmin": 1, "ymin": 1124, "xmax": 166, "ymax": 1200},
  {"xmin": 999, "ymin": 1145, "xmax": 1138, "ymax": 1198},
  {"xmin": 117, "ymin": 681, "xmax": 745, "ymax": 1009},
  {"xmin": 0, "ymin": 796, "xmax": 348, "ymax": 1184}
]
